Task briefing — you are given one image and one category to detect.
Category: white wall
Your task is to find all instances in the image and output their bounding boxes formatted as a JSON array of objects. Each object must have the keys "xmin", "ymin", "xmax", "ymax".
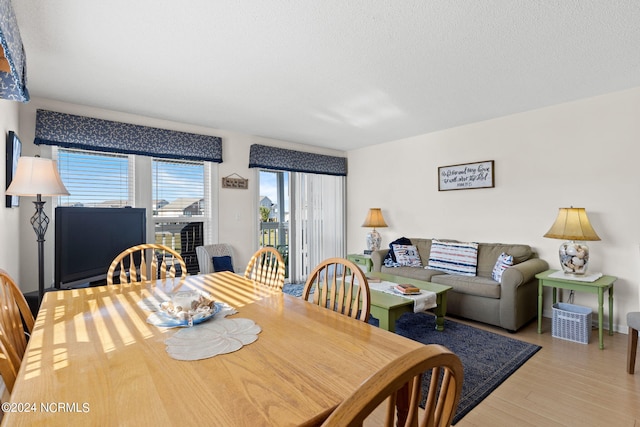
[
  {"xmin": 347, "ymin": 87, "xmax": 640, "ymax": 332},
  {"xmin": 0, "ymin": 99, "xmax": 21, "ymax": 281},
  {"xmin": 16, "ymin": 98, "xmax": 345, "ymax": 293}
]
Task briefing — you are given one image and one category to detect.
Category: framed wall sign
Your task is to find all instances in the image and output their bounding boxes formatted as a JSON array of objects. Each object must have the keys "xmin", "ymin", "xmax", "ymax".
[
  {"xmin": 438, "ymin": 160, "xmax": 494, "ymax": 191},
  {"xmin": 5, "ymin": 131, "xmax": 21, "ymax": 207},
  {"xmin": 221, "ymin": 173, "xmax": 249, "ymax": 189}
]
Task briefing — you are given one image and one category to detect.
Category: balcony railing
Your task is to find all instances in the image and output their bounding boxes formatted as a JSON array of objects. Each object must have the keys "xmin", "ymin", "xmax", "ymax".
[
  {"xmin": 260, "ymin": 221, "xmax": 288, "ymax": 246},
  {"xmin": 155, "ymin": 221, "xmax": 203, "ymax": 275},
  {"xmin": 260, "ymin": 221, "xmax": 289, "ymax": 277}
]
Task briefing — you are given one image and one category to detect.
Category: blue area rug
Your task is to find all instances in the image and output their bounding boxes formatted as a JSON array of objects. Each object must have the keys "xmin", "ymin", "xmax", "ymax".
[
  {"xmin": 282, "ymin": 283, "xmax": 305, "ymax": 297},
  {"xmin": 394, "ymin": 312, "xmax": 541, "ymax": 424},
  {"xmin": 283, "ymin": 284, "xmax": 541, "ymax": 424}
]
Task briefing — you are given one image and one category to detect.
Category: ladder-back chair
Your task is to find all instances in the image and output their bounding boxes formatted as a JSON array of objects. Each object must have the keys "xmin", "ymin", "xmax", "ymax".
[{"xmin": 302, "ymin": 257, "xmax": 371, "ymax": 322}]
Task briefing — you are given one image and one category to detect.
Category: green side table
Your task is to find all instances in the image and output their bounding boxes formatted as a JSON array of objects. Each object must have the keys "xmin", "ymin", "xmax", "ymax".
[
  {"xmin": 347, "ymin": 253, "xmax": 373, "ymax": 273},
  {"xmin": 536, "ymin": 269, "xmax": 616, "ymax": 349}
]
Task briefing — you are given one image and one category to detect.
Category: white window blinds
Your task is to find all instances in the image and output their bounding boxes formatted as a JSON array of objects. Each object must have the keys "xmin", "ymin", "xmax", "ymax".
[
  {"xmin": 152, "ymin": 159, "xmax": 205, "ymax": 218},
  {"xmin": 56, "ymin": 148, "xmax": 133, "ymax": 207}
]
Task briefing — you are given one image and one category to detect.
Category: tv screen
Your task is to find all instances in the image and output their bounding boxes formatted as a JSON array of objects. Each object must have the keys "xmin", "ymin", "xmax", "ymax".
[{"xmin": 55, "ymin": 207, "xmax": 146, "ymax": 288}]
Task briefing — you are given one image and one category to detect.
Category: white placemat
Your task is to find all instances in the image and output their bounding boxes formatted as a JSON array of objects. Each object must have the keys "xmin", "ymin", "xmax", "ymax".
[
  {"xmin": 164, "ymin": 318, "xmax": 261, "ymax": 361},
  {"xmin": 368, "ymin": 281, "xmax": 437, "ymax": 312}
]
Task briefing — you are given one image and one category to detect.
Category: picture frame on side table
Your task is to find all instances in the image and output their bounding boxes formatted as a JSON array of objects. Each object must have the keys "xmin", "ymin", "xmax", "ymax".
[
  {"xmin": 438, "ymin": 160, "xmax": 494, "ymax": 191},
  {"xmin": 6, "ymin": 131, "xmax": 22, "ymax": 207}
]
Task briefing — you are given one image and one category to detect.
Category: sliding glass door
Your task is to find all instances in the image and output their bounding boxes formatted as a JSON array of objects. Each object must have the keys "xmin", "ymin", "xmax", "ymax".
[{"xmin": 258, "ymin": 169, "xmax": 345, "ymax": 284}]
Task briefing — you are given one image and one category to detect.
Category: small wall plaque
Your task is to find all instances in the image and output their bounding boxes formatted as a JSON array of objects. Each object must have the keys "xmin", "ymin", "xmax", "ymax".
[{"xmin": 222, "ymin": 173, "xmax": 249, "ymax": 189}]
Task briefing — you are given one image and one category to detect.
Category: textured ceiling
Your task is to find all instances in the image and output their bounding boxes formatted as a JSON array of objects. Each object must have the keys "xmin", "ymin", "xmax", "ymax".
[{"xmin": 12, "ymin": 1, "xmax": 640, "ymax": 151}]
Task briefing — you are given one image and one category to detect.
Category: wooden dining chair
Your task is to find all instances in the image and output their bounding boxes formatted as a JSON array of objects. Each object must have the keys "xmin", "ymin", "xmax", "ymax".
[
  {"xmin": 321, "ymin": 344, "xmax": 464, "ymax": 427},
  {"xmin": 0, "ymin": 269, "xmax": 36, "ymax": 398},
  {"xmin": 106, "ymin": 244, "xmax": 187, "ymax": 285},
  {"xmin": 302, "ymin": 257, "xmax": 371, "ymax": 322},
  {"xmin": 244, "ymin": 247, "xmax": 286, "ymax": 290}
]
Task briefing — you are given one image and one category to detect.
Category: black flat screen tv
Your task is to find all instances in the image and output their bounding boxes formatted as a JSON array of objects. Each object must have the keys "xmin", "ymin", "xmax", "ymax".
[{"xmin": 55, "ymin": 207, "xmax": 146, "ymax": 288}]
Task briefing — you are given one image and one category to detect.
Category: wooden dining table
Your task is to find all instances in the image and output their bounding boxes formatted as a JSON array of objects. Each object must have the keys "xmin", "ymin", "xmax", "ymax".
[{"xmin": 3, "ymin": 272, "xmax": 424, "ymax": 426}]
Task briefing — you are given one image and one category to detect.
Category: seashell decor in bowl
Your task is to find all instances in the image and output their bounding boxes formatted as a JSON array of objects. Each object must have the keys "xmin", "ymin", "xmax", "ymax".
[{"xmin": 159, "ymin": 290, "xmax": 216, "ymax": 326}]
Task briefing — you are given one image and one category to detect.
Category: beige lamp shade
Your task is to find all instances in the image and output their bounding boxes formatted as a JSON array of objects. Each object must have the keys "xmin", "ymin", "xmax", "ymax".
[
  {"xmin": 361, "ymin": 208, "xmax": 388, "ymax": 228},
  {"xmin": 543, "ymin": 207, "xmax": 600, "ymax": 241},
  {"xmin": 6, "ymin": 156, "xmax": 69, "ymax": 196}
]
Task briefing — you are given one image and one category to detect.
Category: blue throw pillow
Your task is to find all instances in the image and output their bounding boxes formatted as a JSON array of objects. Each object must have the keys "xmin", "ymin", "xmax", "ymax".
[{"xmin": 212, "ymin": 255, "xmax": 234, "ymax": 273}]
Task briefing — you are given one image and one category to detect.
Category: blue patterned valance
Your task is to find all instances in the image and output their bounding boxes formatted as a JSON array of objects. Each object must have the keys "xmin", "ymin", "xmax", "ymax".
[
  {"xmin": 0, "ymin": 0, "xmax": 29, "ymax": 102},
  {"xmin": 248, "ymin": 144, "xmax": 347, "ymax": 176},
  {"xmin": 35, "ymin": 110, "xmax": 223, "ymax": 163}
]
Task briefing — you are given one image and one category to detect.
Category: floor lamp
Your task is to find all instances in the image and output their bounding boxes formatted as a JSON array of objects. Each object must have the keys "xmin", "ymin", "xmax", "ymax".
[{"xmin": 6, "ymin": 156, "xmax": 69, "ymax": 306}]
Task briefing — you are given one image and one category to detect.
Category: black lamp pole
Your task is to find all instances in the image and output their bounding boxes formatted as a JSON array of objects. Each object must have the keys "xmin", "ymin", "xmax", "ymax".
[{"xmin": 30, "ymin": 194, "xmax": 50, "ymax": 306}]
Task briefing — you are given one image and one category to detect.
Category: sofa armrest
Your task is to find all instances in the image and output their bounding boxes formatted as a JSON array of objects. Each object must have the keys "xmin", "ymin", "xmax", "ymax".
[
  {"xmin": 499, "ymin": 257, "xmax": 549, "ymax": 331},
  {"xmin": 371, "ymin": 249, "xmax": 389, "ymax": 272},
  {"xmin": 501, "ymin": 258, "xmax": 549, "ymax": 289}
]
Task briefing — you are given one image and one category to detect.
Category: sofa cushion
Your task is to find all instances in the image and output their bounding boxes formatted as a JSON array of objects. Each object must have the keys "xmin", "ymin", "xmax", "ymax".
[
  {"xmin": 476, "ymin": 243, "xmax": 532, "ymax": 278},
  {"xmin": 392, "ymin": 244, "xmax": 422, "ymax": 267},
  {"xmin": 431, "ymin": 274, "xmax": 501, "ymax": 299},
  {"xmin": 380, "ymin": 266, "xmax": 446, "ymax": 282},
  {"xmin": 427, "ymin": 240, "xmax": 478, "ymax": 276},
  {"xmin": 492, "ymin": 252, "xmax": 514, "ymax": 282}
]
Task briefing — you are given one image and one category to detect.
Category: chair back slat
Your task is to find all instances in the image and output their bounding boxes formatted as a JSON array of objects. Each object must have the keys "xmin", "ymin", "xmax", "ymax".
[{"xmin": 0, "ymin": 327, "xmax": 20, "ymax": 393}]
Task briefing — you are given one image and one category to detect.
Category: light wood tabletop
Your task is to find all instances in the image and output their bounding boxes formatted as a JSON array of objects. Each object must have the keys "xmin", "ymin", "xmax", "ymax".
[{"xmin": 3, "ymin": 272, "xmax": 424, "ymax": 426}]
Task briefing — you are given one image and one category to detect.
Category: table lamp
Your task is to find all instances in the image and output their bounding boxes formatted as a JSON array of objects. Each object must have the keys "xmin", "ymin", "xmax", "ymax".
[
  {"xmin": 6, "ymin": 156, "xmax": 69, "ymax": 305},
  {"xmin": 361, "ymin": 208, "xmax": 387, "ymax": 253},
  {"xmin": 543, "ymin": 207, "xmax": 600, "ymax": 275}
]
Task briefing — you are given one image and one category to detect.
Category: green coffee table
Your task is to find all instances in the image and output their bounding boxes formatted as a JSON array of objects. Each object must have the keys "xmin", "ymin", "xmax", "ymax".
[{"xmin": 366, "ymin": 272, "xmax": 452, "ymax": 332}]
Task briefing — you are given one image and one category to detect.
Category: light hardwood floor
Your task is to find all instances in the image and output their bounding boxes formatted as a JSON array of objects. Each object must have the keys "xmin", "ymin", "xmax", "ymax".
[{"xmin": 366, "ymin": 316, "xmax": 640, "ymax": 426}]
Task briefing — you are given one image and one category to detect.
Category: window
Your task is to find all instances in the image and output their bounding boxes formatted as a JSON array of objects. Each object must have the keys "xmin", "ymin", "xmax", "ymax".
[
  {"xmin": 55, "ymin": 149, "xmax": 216, "ymax": 276},
  {"xmin": 152, "ymin": 158, "xmax": 209, "ymax": 274},
  {"xmin": 257, "ymin": 169, "xmax": 345, "ymax": 284},
  {"xmin": 56, "ymin": 148, "xmax": 133, "ymax": 207}
]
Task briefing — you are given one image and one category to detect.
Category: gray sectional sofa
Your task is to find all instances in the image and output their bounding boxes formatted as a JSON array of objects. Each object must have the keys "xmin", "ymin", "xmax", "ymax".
[{"xmin": 371, "ymin": 238, "xmax": 549, "ymax": 331}]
